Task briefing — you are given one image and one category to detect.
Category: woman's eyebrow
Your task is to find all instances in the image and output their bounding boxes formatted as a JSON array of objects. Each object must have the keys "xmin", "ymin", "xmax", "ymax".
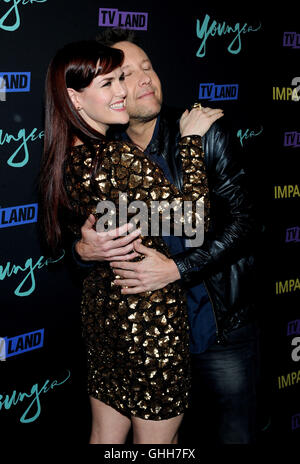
[{"xmin": 97, "ymin": 76, "xmax": 114, "ymax": 84}]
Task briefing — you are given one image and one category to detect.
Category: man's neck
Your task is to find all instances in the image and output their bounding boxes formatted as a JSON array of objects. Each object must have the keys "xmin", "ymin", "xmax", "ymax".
[{"xmin": 126, "ymin": 118, "xmax": 157, "ymax": 151}]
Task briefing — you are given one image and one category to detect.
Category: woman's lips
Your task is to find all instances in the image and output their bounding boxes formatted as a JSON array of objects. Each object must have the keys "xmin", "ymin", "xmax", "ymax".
[{"xmin": 110, "ymin": 100, "xmax": 126, "ymax": 111}]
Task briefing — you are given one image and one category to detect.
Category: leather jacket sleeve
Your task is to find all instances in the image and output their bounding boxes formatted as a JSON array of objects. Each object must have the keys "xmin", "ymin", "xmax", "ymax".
[
  {"xmin": 71, "ymin": 238, "xmax": 96, "ymax": 268},
  {"xmin": 172, "ymin": 122, "xmax": 259, "ymax": 283}
]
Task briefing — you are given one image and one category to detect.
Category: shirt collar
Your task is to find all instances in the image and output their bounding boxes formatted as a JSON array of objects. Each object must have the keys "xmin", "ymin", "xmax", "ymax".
[{"xmin": 121, "ymin": 115, "xmax": 161, "ymax": 155}]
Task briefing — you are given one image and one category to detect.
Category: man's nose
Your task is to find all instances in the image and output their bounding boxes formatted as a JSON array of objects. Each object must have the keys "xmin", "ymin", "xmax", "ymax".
[{"xmin": 138, "ymin": 70, "xmax": 151, "ymax": 86}]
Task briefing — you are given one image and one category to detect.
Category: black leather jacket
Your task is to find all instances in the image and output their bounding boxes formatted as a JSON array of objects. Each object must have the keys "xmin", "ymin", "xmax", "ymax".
[{"xmin": 147, "ymin": 106, "xmax": 261, "ymax": 342}]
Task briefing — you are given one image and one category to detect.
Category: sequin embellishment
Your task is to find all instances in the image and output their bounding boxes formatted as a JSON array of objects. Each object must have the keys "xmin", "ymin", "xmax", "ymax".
[{"xmin": 64, "ymin": 136, "xmax": 210, "ymax": 420}]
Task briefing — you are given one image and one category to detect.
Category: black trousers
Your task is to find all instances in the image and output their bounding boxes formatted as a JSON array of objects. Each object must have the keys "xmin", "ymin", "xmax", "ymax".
[{"xmin": 180, "ymin": 323, "xmax": 260, "ymax": 445}]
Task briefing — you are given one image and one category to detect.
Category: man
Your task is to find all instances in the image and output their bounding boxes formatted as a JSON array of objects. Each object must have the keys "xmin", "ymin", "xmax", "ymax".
[{"xmin": 73, "ymin": 29, "xmax": 261, "ymax": 444}]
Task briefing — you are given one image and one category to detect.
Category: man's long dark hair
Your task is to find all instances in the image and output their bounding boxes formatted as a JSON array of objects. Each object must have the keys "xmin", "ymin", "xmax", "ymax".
[{"xmin": 39, "ymin": 40, "xmax": 124, "ymax": 252}]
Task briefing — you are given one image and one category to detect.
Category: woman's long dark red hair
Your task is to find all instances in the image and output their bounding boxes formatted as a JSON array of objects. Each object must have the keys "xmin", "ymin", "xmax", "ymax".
[{"xmin": 39, "ymin": 40, "xmax": 124, "ymax": 252}]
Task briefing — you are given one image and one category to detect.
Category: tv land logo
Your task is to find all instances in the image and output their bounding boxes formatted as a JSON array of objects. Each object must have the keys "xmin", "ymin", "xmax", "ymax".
[
  {"xmin": 0, "ymin": 328, "xmax": 44, "ymax": 361},
  {"xmin": 199, "ymin": 83, "xmax": 239, "ymax": 101},
  {"xmin": 284, "ymin": 131, "xmax": 300, "ymax": 148},
  {"xmin": 287, "ymin": 319, "xmax": 300, "ymax": 336},
  {"xmin": 283, "ymin": 32, "xmax": 300, "ymax": 49},
  {"xmin": 0, "ymin": 203, "xmax": 38, "ymax": 228},
  {"xmin": 0, "ymin": 72, "xmax": 31, "ymax": 97},
  {"xmin": 98, "ymin": 8, "xmax": 148, "ymax": 30},
  {"xmin": 292, "ymin": 414, "xmax": 300, "ymax": 431},
  {"xmin": 286, "ymin": 226, "xmax": 300, "ymax": 243}
]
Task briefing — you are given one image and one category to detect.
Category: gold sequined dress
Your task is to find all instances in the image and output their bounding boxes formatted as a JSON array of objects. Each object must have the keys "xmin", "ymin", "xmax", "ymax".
[{"xmin": 64, "ymin": 135, "xmax": 209, "ymax": 420}]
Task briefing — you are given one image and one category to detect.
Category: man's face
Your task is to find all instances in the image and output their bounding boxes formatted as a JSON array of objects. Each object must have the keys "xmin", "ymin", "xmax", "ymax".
[{"xmin": 112, "ymin": 41, "xmax": 163, "ymax": 122}]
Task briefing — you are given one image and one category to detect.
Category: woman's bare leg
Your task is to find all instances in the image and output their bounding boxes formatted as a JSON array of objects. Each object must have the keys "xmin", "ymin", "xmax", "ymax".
[
  {"xmin": 131, "ymin": 413, "xmax": 184, "ymax": 444},
  {"xmin": 89, "ymin": 396, "xmax": 131, "ymax": 444}
]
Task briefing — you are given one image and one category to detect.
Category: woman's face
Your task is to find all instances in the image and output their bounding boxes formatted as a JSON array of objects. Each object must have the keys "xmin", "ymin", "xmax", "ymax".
[{"xmin": 68, "ymin": 66, "xmax": 129, "ymax": 134}]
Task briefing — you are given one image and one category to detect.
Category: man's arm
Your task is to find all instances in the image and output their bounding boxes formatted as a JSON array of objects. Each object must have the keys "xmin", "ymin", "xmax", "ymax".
[
  {"xmin": 172, "ymin": 123, "xmax": 259, "ymax": 283},
  {"xmin": 72, "ymin": 214, "xmax": 142, "ymax": 266},
  {"xmin": 111, "ymin": 123, "xmax": 260, "ymax": 293},
  {"xmin": 74, "ymin": 106, "xmax": 223, "ymax": 268},
  {"xmin": 111, "ymin": 240, "xmax": 180, "ymax": 293}
]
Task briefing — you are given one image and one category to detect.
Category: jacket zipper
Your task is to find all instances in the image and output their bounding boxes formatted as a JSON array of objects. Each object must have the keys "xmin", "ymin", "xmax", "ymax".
[{"xmin": 203, "ymin": 280, "xmax": 221, "ymax": 342}]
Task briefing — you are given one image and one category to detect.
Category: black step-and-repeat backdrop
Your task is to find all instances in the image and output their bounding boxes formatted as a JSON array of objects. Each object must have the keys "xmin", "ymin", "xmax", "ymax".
[{"xmin": 0, "ymin": 0, "xmax": 299, "ymax": 449}]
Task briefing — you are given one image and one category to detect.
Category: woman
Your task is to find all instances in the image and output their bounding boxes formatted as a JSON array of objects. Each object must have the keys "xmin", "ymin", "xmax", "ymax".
[{"xmin": 40, "ymin": 40, "xmax": 221, "ymax": 444}]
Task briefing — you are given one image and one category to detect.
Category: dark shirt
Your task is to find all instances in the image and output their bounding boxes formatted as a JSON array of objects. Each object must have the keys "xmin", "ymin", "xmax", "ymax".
[{"xmin": 122, "ymin": 117, "xmax": 216, "ymax": 353}]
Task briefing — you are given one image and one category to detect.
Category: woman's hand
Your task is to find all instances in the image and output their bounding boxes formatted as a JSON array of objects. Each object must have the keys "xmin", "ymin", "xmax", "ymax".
[{"xmin": 180, "ymin": 106, "xmax": 224, "ymax": 137}]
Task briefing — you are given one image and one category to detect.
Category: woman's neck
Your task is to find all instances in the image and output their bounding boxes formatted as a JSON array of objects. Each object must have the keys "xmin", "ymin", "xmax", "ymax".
[
  {"xmin": 72, "ymin": 130, "xmax": 107, "ymax": 147},
  {"xmin": 73, "ymin": 136, "xmax": 84, "ymax": 146}
]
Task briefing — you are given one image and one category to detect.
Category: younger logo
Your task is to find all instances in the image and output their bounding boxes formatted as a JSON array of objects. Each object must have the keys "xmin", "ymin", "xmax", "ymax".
[
  {"xmin": 0, "ymin": 72, "xmax": 30, "ymax": 92},
  {"xmin": 199, "ymin": 83, "xmax": 239, "ymax": 101},
  {"xmin": 0, "ymin": 0, "xmax": 48, "ymax": 32},
  {"xmin": 195, "ymin": 14, "xmax": 261, "ymax": 58},
  {"xmin": 99, "ymin": 8, "xmax": 148, "ymax": 30},
  {"xmin": 237, "ymin": 126, "xmax": 263, "ymax": 147}
]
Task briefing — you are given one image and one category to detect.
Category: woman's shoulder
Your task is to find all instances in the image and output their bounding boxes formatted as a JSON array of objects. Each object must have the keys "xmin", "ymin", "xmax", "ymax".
[
  {"xmin": 70, "ymin": 138, "xmax": 141, "ymax": 156},
  {"xmin": 70, "ymin": 138, "xmax": 104, "ymax": 155},
  {"xmin": 103, "ymin": 139, "xmax": 143, "ymax": 156}
]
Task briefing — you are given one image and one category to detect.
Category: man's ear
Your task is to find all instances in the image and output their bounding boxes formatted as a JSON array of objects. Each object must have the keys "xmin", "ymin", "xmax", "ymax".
[{"xmin": 67, "ymin": 88, "xmax": 81, "ymax": 110}]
